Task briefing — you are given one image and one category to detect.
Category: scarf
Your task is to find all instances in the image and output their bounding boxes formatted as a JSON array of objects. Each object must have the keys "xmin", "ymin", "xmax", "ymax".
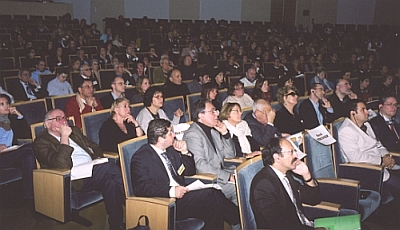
[
  {"xmin": 76, "ymin": 93, "xmax": 95, "ymax": 113},
  {"xmin": 223, "ymin": 120, "xmax": 252, "ymax": 154},
  {"xmin": 0, "ymin": 114, "xmax": 11, "ymax": 131}
]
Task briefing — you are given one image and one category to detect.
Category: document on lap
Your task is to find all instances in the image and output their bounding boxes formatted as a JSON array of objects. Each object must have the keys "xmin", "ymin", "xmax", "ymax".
[
  {"xmin": 186, "ymin": 179, "xmax": 222, "ymax": 191},
  {"xmin": 71, "ymin": 158, "xmax": 108, "ymax": 180}
]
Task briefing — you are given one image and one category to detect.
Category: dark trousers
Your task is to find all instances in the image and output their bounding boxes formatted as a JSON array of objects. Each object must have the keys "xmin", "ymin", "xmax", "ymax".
[
  {"xmin": 384, "ymin": 169, "xmax": 400, "ymax": 200},
  {"xmin": 81, "ymin": 162, "xmax": 124, "ymax": 229},
  {"xmin": 0, "ymin": 143, "xmax": 36, "ymax": 199},
  {"xmin": 176, "ymin": 188, "xmax": 239, "ymax": 230}
]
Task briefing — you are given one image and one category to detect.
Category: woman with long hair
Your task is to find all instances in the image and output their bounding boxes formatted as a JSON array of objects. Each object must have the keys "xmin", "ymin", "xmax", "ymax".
[{"xmin": 131, "ymin": 76, "xmax": 151, "ymax": 104}]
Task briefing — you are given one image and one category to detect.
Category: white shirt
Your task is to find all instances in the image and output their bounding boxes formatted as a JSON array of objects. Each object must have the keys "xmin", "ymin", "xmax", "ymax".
[{"xmin": 50, "ymin": 133, "xmax": 92, "ymax": 166}]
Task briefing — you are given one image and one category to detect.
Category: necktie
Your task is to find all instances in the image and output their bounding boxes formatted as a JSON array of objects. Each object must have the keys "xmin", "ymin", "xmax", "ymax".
[
  {"xmin": 26, "ymin": 84, "xmax": 33, "ymax": 96},
  {"xmin": 161, "ymin": 152, "xmax": 182, "ymax": 186},
  {"xmin": 283, "ymin": 175, "xmax": 313, "ymax": 227},
  {"xmin": 386, "ymin": 120, "xmax": 399, "ymax": 139}
]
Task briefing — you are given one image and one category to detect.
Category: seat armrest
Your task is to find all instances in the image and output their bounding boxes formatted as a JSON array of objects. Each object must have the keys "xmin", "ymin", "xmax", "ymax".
[
  {"xmin": 224, "ymin": 157, "xmax": 246, "ymax": 167},
  {"xmin": 317, "ymin": 178, "xmax": 360, "ymax": 186},
  {"xmin": 389, "ymin": 151, "xmax": 400, "ymax": 162},
  {"xmin": 303, "ymin": 201, "xmax": 341, "ymax": 220},
  {"xmin": 103, "ymin": 151, "xmax": 119, "ymax": 159},
  {"xmin": 185, "ymin": 173, "xmax": 217, "ymax": 184},
  {"xmin": 127, "ymin": 196, "xmax": 175, "ymax": 205},
  {"xmin": 34, "ymin": 168, "xmax": 71, "ymax": 175},
  {"xmin": 339, "ymin": 163, "xmax": 383, "ymax": 192}
]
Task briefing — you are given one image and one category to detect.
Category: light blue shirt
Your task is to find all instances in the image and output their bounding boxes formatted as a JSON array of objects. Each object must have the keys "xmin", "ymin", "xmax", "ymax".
[
  {"xmin": 47, "ymin": 77, "xmax": 74, "ymax": 96},
  {"xmin": 0, "ymin": 127, "xmax": 13, "ymax": 147},
  {"xmin": 50, "ymin": 133, "xmax": 92, "ymax": 166},
  {"xmin": 31, "ymin": 69, "xmax": 52, "ymax": 85}
]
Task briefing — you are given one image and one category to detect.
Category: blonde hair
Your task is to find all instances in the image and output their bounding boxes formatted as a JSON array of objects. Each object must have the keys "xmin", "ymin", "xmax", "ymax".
[
  {"xmin": 276, "ymin": 85, "xmax": 298, "ymax": 104},
  {"xmin": 110, "ymin": 97, "xmax": 130, "ymax": 115}
]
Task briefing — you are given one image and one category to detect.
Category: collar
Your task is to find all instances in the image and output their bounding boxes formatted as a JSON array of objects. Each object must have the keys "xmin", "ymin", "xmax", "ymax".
[
  {"xmin": 150, "ymin": 144, "xmax": 166, "ymax": 155},
  {"xmin": 270, "ymin": 165, "xmax": 286, "ymax": 180}
]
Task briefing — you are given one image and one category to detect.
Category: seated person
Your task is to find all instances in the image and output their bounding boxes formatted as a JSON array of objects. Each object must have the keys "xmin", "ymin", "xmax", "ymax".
[
  {"xmin": 187, "ymin": 68, "xmax": 211, "ymax": 94},
  {"xmin": 153, "ymin": 57, "xmax": 173, "ymax": 84},
  {"xmin": 251, "ymin": 138, "xmax": 320, "ymax": 229},
  {"xmin": 100, "ymin": 76, "xmax": 126, "ymax": 109},
  {"xmin": 220, "ymin": 103, "xmax": 261, "ymax": 158},
  {"xmin": 136, "ymin": 86, "xmax": 183, "ymax": 134},
  {"xmin": 240, "ymin": 66, "xmax": 257, "ymax": 87},
  {"xmin": 201, "ymin": 82, "xmax": 221, "ymax": 111},
  {"xmin": 339, "ymin": 99, "xmax": 400, "ymax": 200},
  {"xmin": 9, "ymin": 69, "xmax": 47, "ymax": 102},
  {"xmin": 374, "ymin": 75, "xmax": 395, "ymax": 98},
  {"xmin": 131, "ymin": 76, "xmax": 151, "ymax": 104},
  {"xmin": 369, "ymin": 94, "xmax": 400, "ymax": 152},
  {"xmin": 47, "ymin": 68, "xmax": 74, "ymax": 96},
  {"xmin": 252, "ymin": 79, "xmax": 272, "ymax": 103},
  {"xmin": 99, "ymin": 98, "xmax": 144, "ymax": 153},
  {"xmin": 131, "ymin": 119, "xmax": 240, "ymax": 229},
  {"xmin": 30, "ymin": 59, "xmax": 52, "ymax": 85},
  {"xmin": 328, "ymin": 78, "xmax": 358, "ymax": 121},
  {"xmin": 243, "ymin": 99, "xmax": 282, "ymax": 148},
  {"xmin": 310, "ymin": 67, "xmax": 334, "ymax": 92},
  {"xmin": 0, "ymin": 94, "xmax": 35, "ymax": 202},
  {"xmin": 64, "ymin": 79, "xmax": 103, "ymax": 128},
  {"xmin": 222, "ymin": 81, "xmax": 254, "ymax": 109},
  {"xmin": 274, "ymin": 86, "xmax": 305, "ymax": 135},
  {"xmin": 161, "ymin": 69, "xmax": 190, "ymax": 99},
  {"xmin": 33, "ymin": 109, "xmax": 124, "ymax": 230},
  {"xmin": 352, "ymin": 76, "xmax": 372, "ymax": 102}
]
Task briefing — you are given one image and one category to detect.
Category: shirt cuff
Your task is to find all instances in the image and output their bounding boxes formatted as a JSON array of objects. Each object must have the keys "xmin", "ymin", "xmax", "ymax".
[
  {"xmin": 327, "ymin": 108, "xmax": 334, "ymax": 113},
  {"xmin": 268, "ymin": 122, "xmax": 274, "ymax": 126},
  {"xmin": 17, "ymin": 115, "xmax": 24, "ymax": 120},
  {"xmin": 169, "ymin": 186, "xmax": 176, "ymax": 198}
]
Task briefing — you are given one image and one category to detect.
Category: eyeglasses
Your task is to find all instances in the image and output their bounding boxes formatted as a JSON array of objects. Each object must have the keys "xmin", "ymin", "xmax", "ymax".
[
  {"xmin": 281, "ymin": 149, "xmax": 297, "ymax": 155},
  {"xmin": 383, "ymin": 103, "xmax": 398, "ymax": 107},
  {"xmin": 81, "ymin": 85, "xmax": 94, "ymax": 89},
  {"xmin": 231, "ymin": 109, "xmax": 241, "ymax": 113},
  {"xmin": 285, "ymin": 92, "xmax": 298, "ymax": 97},
  {"xmin": 83, "ymin": 68, "xmax": 92, "ymax": 71},
  {"xmin": 113, "ymin": 82, "xmax": 125, "ymax": 86},
  {"xmin": 47, "ymin": 116, "xmax": 68, "ymax": 122},
  {"xmin": 153, "ymin": 95, "xmax": 163, "ymax": 99},
  {"xmin": 202, "ymin": 109, "xmax": 219, "ymax": 114},
  {"xmin": 234, "ymin": 87, "xmax": 244, "ymax": 91},
  {"xmin": 0, "ymin": 102, "xmax": 9, "ymax": 107}
]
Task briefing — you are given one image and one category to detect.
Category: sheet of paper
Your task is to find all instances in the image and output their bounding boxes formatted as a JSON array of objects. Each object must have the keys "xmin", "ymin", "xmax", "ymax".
[
  {"xmin": 0, "ymin": 143, "xmax": 27, "ymax": 154},
  {"xmin": 287, "ymin": 131, "xmax": 303, "ymax": 148},
  {"xmin": 186, "ymin": 179, "xmax": 221, "ymax": 191},
  {"xmin": 71, "ymin": 158, "xmax": 108, "ymax": 180},
  {"xmin": 314, "ymin": 214, "xmax": 361, "ymax": 230},
  {"xmin": 286, "ymin": 138, "xmax": 306, "ymax": 160},
  {"xmin": 308, "ymin": 125, "xmax": 336, "ymax": 145}
]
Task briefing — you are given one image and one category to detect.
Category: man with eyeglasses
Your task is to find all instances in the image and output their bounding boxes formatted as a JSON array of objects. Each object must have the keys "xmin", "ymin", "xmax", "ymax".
[
  {"xmin": 47, "ymin": 68, "xmax": 73, "ymax": 96},
  {"xmin": 65, "ymin": 78, "xmax": 103, "ymax": 128},
  {"xmin": 100, "ymin": 76, "xmax": 126, "ymax": 109},
  {"xmin": 34, "ymin": 109, "xmax": 125, "ymax": 230},
  {"xmin": 183, "ymin": 99, "xmax": 238, "ymax": 206},
  {"xmin": 243, "ymin": 99, "xmax": 282, "ymax": 148},
  {"xmin": 250, "ymin": 137, "xmax": 320, "ymax": 229},
  {"xmin": 339, "ymin": 99, "xmax": 400, "ymax": 201},
  {"xmin": 370, "ymin": 94, "xmax": 400, "ymax": 151},
  {"xmin": 328, "ymin": 78, "xmax": 358, "ymax": 120},
  {"xmin": 79, "ymin": 64, "xmax": 100, "ymax": 90},
  {"xmin": 299, "ymin": 83, "xmax": 335, "ymax": 129},
  {"xmin": 9, "ymin": 68, "xmax": 47, "ymax": 102}
]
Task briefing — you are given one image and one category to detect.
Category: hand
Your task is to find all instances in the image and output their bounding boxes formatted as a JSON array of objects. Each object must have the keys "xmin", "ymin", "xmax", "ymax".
[
  {"xmin": 175, "ymin": 186, "xmax": 189, "ymax": 199},
  {"xmin": 214, "ymin": 120, "xmax": 228, "ymax": 135},
  {"xmin": 266, "ymin": 108, "xmax": 276, "ymax": 123},
  {"xmin": 292, "ymin": 161, "xmax": 311, "ymax": 177},
  {"xmin": 348, "ymin": 91, "xmax": 358, "ymax": 99},
  {"xmin": 320, "ymin": 98, "xmax": 331, "ymax": 109},
  {"xmin": 0, "ymin": 144, "xmax": 7, "ymax": 152},
  {"xmin": 230, "ymin": 174, "xmax": 236, "ymax": 183},
  {"xmin": 86, "ymin": 97, "xmax": 97, "ymax": 107},
  {"xmin": 382, "ymin": 154, "xmax": 395, "ymax": 169},
  {"xmin": 174, "ymin": 108, "xmax": 183, "ymax": 117},
  {"xmin": 28, "ymin": 77, "xmax": 39, "ymax": 87},
  {"xmin": 8, "ymin": 107, "xmax": 21, "ymax": 117},
  {"xmin": 58, "ymin": 124, "xmax": 72, "ymax": 137},
  {"xmin": 173, "ymin": 140, "xmax": 188, "ymax": 153},
  {"xmin": 125, "ymin": 115, "xmax": 138, "ymax": 125}
]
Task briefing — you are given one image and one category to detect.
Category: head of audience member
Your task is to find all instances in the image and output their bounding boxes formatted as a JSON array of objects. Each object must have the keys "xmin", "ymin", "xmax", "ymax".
[
  {"xmin": 136, "ymin": 62, "xmax": 145, "ymax": 74},
  {"xmin": 44, "ymin": 109, "xmax": 69, "ymax": 137},
  {"xmin": 378, "ymin": 94, "xmax": 398, "ymax": 120},
  {"xmin": 315, "ymin": 67, "xmax": 326, "ymax": 80},
  {"xmin": 228, "ymin": 81, "xmax": 245, "ymax": 98},
  {"xmin": 277, "ymin": 76, "xmax": 293, "ymax": 88},
  {"xmin": 341, "ymin": 69, "xmax": 352, "ymax": 80},
  {"xmin": 169, "ymin": 69, "xmax": 182, "ymax": 85},
  {"xmin": 347, "ymin": 99, "xmax": 369, "ymax": 128},
  {"xmin": 335, "ymin": 78, "xmax": 352, "ymax": 99},
  {"xmin": 80, "ymin": 64, "xmax": 91, "ymax": 77},
  {"xmin": 252, "ymin": 99, "xmax": 274, "ymax": 126},
  {"xmin": 228, "ymin": 55, "xmax": 236, "ymax": 66},
  {"xmin": 147, "ymin": 119, "xmax": 174, "ymax": 148},
  {"xmin": 77, "ymin": 49, "xmax": 86, "ymax": 60},
  {"xmin": 0, "ymin": 94, "xmax": 12, "ymax": 116},
  {"xmin": 220, "ymin": 103, "xmax": 242, "ymax": 126},
  {"xmin": 55, "ymin": 46, "xmax": 63, "ymax": 57},
  {"xmin": 242, "ymin": 54, "xmax": 250, "ymax": 63},
  {"xmin": 358, "ymin": 59, "xmax": 368, "ymax": 71},
  {"xmin": 263, "ymin": 51, "xmax": 270, "ymax": 62},
  {"xmin": 380, "ymin": 65, "xmax": 389, "ymax": 76},
  {"xmin": 99, "ymin": 46, "xmax": 107, "ymax": 57},
  {"xmin": 262, "ymin": 138, "xmax": 299, "ymax": 173},
  {"xmin": 111, "ymin": 97, "xmax": 131, "ymax": 119},
  {"xmin": 27, "ymin": 48, "xmax": 36, "ymax": 58},
  {"xmin": 111, "ymin": 76, "xmax": 126, "ymax": 96},
  {"xmin": 382, "ymin": 75, "xmax": 393, "ymax": 87},
  {"xmin": 277, "ymin": 85, "xmax": 299, "ymax": 107},
  {"xmin": 201, "ymin": 82, "xmax": 218, "ymax": 101},
  {"xmin": 309, "ymin": 83, "xmax": 325, "ymax": 102},
  {"xmin": 126, "ymin": 45, "xmax": 135, "ymax": 56},
  {"xmin": 254, "ymin": 79, "xmax": 270, "ymax": 94},
  {"xmin": 245, "ymin": 66, "xmax": 257, "ymax": 83},
  {"xmin": 70, "ymin": 58, "xmax": 82, "ymax": 72},
  {"xmin": 183, "ymin": 55, "xmax": 192, "ymax": 67},
  {"xmin": 143, "ymin": 86, "xmax": 164, "ymax": 109},
  {"xmin": 55, "ymin": 68, "xmax": 69, "ymax": 83},
  {"xmin": 77, "ymin": 79, "xmax": 94, "ymax": 99},
  {"xmin": 114, "ymin": 62, "xmax": 125, "ymax": 74},
  {"xmin": 195, "ymin": 68, "xmax": 211, "ymax": 84},
  {"xmin": 35, "ymin": 59, "xmax": 47, "ymax": 72},
  {"xmin": 213, "ymin": 69, "xmax": 226, "ymax": 85},
  {"xmin": 192, "ymin": 98, "xmax": 219, "ymax": 127},
  {"xmin": 135, "ymin": 76, "xmax": 151, "ymax": 95},
  {"xmin": 18, "ymin": 69, "xmax": 32, "ymax": 84},
  {"xmin": 160, "ymin": 57, "xmax": 170, "ymax": 72},
  {"xmin": 359, "ymin": 76, "xmax": 370, "ymax": 90}
]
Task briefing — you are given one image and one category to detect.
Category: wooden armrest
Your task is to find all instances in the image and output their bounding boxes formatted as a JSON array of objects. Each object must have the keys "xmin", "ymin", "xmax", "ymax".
[
  {"xmin": 317, "ymin": 178, "xmax": 359, "ymax": 187},
  {"xmin": 186, "ymin": 173, "xmax": 217, "ymax": 182},
  {"xmin": 34, "ymin": 168, "xmax": 70, "ymax": 175},
  {"xmin": 340, "ymin": 162, "xmax": 383, "ymax": 171},
  {"xmin": 224, "ymin": 157, "xmax": 246, "ymax": 164},
  {"xmin": 303, "ymin": 201, "xmax": 341, "ymax": 212},
  {"xmin": 127, "ymin": 196, "xmax": 175, "ymax": 206},
  {"xmin": 389, "ymin": 151, "xmax": 400, "ymax": 158},
  {"xmin": 104, "ymin": 151, "xmax": 119, "ymax": 159},
  {"xmin": 17, "ymin": 138, "xmax": 33, "ymax": 144}
]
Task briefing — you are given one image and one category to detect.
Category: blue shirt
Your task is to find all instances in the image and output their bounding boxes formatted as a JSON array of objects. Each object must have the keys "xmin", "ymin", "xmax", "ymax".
[{"xmin": 31, "ymin": 69, "xmax": 52, "ymax": 85}]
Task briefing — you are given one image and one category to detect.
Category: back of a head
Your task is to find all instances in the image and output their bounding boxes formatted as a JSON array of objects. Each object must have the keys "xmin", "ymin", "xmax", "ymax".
[
  {"xmin": 262, "ymin": 138, "xmax": 283, "ymax": 166},
  {"xmin": 147, "ymin": 119, "xmax": 171, "ymax": 145},
  {"xmin": 192, "ymin": 98, "xmax": 210, "ymax": 122}
]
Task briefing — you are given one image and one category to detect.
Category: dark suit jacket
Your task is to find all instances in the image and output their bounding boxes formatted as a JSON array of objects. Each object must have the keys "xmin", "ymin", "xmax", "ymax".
[
  {"xmin": 100, "ymin": 92, "xmax": 115, "ymax": 109},
  {"xmin": 33, "ymin": 127, "xmax": 103, "ymax": 191},
  {"xmin": 369, "ymin": 114, "xmax": 400, "ymax": 151},
  {"xmin": 299, "ymin": 98, "xmax": 335, "ymax": 130},
  {"xmin": 131, "ymin": 144, "xmax": 196, "ymax": 198},
  {"xmin": 250, "ymin": 166, "xmax": 320, "ymax": 230},
  {"xmin": 243, "ymin": 112, "xmax": 281, "ymax": 148},
  {"xmin": 328, "ymin": 93, "xmax": 351, "ymax": 121},
  {"xmin": 8, "ymin": 80, "xmax": 47, "ymax": 102}
]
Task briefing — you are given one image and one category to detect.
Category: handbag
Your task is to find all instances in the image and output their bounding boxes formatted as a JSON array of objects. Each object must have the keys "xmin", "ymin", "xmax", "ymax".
[{"xmin": 131, "ymin": 215, "xmax": 150, "ymax": 230}]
